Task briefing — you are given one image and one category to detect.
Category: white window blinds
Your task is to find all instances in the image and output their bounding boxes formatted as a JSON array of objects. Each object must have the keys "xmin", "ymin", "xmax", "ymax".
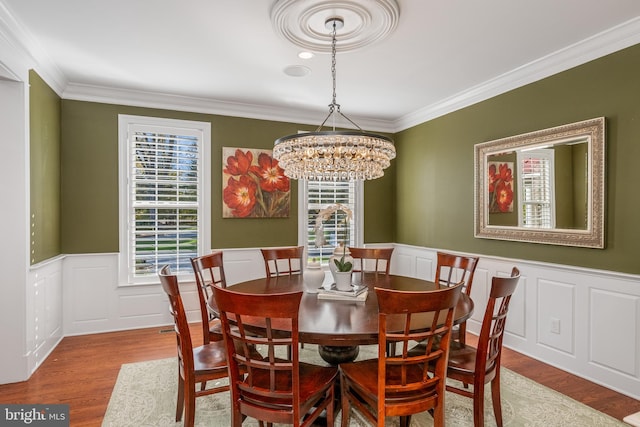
[
  {"xmin": 518, "ymin": 149, "xmax": 555, "ymax": 228},
  {"xmin": 119, "ymin": 116, "xmax": 210, "ymax": 284}
]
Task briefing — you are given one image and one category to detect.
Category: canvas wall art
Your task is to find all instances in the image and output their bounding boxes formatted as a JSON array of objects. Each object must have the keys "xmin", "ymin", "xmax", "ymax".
[{"xmin": 222, "ymin": 147, "xmax": 290, "ymax": 218}]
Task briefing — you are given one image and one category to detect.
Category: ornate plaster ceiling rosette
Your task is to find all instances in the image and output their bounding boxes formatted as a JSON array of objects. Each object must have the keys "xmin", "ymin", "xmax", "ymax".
[{"xmin": 270, "ymin": 0, "xmax": 400, "ymax": 52}]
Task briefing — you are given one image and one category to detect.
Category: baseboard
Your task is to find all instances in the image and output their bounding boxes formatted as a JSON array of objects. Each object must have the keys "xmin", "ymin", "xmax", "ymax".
[{"xmin": 624, "ymin": 411, "xmax": 640, "ymax": 426}]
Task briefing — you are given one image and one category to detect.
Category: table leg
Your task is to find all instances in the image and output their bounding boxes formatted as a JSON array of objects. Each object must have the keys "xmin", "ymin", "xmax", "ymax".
[{"xmin": 318, "ymin": 345, "xmax": 359, "ymax": 364}]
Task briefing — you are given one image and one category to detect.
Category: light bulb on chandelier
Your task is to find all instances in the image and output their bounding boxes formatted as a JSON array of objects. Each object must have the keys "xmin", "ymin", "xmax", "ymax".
[{"xmin": 273, "ymin": 17, "xmax": 396, "ymax": 181}]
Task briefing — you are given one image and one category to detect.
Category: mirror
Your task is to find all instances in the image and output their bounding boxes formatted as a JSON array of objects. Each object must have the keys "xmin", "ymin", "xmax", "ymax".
[{"xmin": 474, "ymin": 117, "xmax": 605, "ymax": 248}]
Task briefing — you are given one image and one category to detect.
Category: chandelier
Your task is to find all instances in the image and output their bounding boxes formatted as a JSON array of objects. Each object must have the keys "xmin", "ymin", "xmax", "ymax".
[{"xmin": 273, "ymin": 17, "xmax": 396, "ymax": 181}]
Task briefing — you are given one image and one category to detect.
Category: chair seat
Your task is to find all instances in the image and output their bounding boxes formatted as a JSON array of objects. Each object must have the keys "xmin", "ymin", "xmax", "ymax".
[
  {"xmin": 446, "ymin": 343, "xmax": 497, "ymax": 377},
  {"xmin": 193, "ymin": 341, "xmax": 230, "ymax": 373},
  {"xmin": 340, "ymin": 359, "xmax": 439, "ymax": 403},
  {"xmin": 245, "ymin": 362, "xmax": 337, "ymax": 405},
  {"xmin": 194, "ymin": 340, "xmax": 263, "ymax": 373},
  {"xmin": 208, "ymin": 319, "xmax": 225, "ymax": 342}
]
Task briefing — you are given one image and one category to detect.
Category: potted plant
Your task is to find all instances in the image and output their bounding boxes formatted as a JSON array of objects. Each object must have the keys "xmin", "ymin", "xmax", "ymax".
[
  {"xmin": 333, "ymin": 245, "xmax": 353, "ymax": 291},
  {"xmin": 333, "ymin": 247, "xmax": 353, "ymax": 272},
  {"xmin": 313, "ymin": 203, "xmax": 354, "ymax": 287}
]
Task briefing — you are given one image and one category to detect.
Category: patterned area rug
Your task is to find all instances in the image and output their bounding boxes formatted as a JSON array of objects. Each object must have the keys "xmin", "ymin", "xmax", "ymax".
[{"xmin": 102, "ymin": 344, "xmax": 624, "ymax": 426}]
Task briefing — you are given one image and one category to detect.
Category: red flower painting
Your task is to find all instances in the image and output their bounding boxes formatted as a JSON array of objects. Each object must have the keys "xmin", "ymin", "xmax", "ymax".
[
  {"xmin": 222, "ymin": 148, "xmax": 290, "ymax": 218},
  {"xmin": 488, "ymin": 161, "xmax": 514, "ymax": 213}
]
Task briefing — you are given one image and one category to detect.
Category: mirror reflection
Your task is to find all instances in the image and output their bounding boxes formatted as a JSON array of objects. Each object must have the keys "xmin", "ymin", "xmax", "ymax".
[
  {"xmin": 475, "ymin": 117, "xmax": 605, "ymax": 248},
  {"xmin": 487, "ymin": 138, "xmax": 588, "ymax": 229}
]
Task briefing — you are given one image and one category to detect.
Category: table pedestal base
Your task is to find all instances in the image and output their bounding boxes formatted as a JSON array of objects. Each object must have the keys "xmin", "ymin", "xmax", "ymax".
[{"xmin": 318, "ymin": 345, "xmax": 359, "ymax": 365}]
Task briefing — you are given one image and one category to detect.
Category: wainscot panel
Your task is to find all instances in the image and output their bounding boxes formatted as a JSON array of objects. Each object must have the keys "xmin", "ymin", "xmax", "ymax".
[{"xmin": 28, "ymin": 257, "xmax": 64, "ymax": 377}]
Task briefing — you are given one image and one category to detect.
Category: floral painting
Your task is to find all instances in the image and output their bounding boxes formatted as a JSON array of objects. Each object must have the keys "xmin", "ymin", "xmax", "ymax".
[
  {"xmin": 488, "ymin": 161, "xmax": 514, "ymax": 213},
  {"xmin": 222, "ymin": 147, "xmax": 290, "ymax": 218}
]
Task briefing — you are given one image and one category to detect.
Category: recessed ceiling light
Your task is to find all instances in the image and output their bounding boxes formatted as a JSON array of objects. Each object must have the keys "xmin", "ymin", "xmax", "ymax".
[
  {"xmin": 283, "ymin": 65, "xmax": 311, "ymax": 77},
  {"xmin": 298, "ymin": 51, "xmax": 314, "ymax": 59}
]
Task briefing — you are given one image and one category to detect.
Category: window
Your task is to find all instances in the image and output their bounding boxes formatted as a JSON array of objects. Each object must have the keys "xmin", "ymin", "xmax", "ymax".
[
  {"xmin": 517, "ymin": 149, "xmax": 555, "ymax": 228},
  {"xmin": 118, "ymin": 115, "xmax": 211, "ymax": 285},
  {"xmin": 298, "ymin": 180, "xmax": 363, "ymax": 265}
]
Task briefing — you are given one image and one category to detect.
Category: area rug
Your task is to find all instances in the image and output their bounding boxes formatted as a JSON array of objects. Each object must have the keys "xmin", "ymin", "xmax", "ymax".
[{"xmin": 103, "ymin": 344, "xmax": 625, "ymax": 426}]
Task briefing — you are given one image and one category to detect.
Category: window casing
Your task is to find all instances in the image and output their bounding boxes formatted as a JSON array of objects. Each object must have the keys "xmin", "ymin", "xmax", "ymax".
[
  {"xmin": 118, "ymin": 115, "xmax": 211, "ymax": 285},
  {"xmin": 517, "ymin": 149, "xmax": 555, "ymax": 228},
  {"xmin": 298, "ymin": 180, "xmax": 363, "ymax": 265}
]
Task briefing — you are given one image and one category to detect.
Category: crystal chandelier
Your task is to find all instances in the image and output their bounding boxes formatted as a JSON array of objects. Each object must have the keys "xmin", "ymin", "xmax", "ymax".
[{"xmin": 273, "ymin": 17, "xmax": 396, "ymax": 181}]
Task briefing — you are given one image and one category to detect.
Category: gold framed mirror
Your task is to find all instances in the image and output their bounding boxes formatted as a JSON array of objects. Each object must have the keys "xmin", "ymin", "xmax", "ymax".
[{"xmin": 474, "ymin": 117, "xmax": 605, "ymax": 248}]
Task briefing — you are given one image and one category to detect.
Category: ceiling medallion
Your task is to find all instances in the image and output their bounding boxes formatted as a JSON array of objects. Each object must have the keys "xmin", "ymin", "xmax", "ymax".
[{"xmin": 270, "ymin": 0, "xmax": 400, "ymax": 53}]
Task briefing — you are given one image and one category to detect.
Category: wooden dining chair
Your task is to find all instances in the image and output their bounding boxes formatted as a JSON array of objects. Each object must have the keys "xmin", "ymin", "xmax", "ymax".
[
  {"xmin": 434, "ymin": 251, "xmax": 479, "ymax": 346},
  {"xmin": 349, "ymin": 247, "xmax": 395, "ymax": 355},
  {"xmin": 402, "ymin": 252, "xmax": 480, "ymax": 359},
  {"xmin": 445, "ymin": 267, "xmax": 520, "ymax": 427},
  {"xmin": 260, "ymin": 246, "xmax": 304, "ymax": 277},
  {"xmin": 348, "ymin": 247, "xmax": 394, "ymax": 277},
  {"xmin": 213, "ymin": 286, "xmax": 338, "ymax": 427},
  {"xmin": 339, "ymin": 284, "xmax": 463, "ymax": 427},
  {"xmin": 158, "ymin": 265, "xmax": 231, "ymax": 427},
  {"xmin": 190, "ymin": 251, "xmax": 227, "ymax": 344}
]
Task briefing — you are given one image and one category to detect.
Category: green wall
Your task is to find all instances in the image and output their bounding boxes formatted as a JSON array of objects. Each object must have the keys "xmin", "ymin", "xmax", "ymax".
[
  {"xmin": 58, "ymin": 101, "xmax": 395, "ymax": 254},
  {"xmin": 34, "ymin": 42, "xmax": 640, "ymax": 274},
  {"xmin": 395, "ymin": 43, "xmax": 640, "ymax": 274},
  {"xmin": 29, "ymin": 70, "xmax": 61, "ymax": 264}
]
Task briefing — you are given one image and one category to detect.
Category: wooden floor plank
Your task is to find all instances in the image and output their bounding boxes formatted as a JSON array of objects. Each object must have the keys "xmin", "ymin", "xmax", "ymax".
[{"xmin": 0, "ymin": 327, "xmax": 638, "ymax": 426}]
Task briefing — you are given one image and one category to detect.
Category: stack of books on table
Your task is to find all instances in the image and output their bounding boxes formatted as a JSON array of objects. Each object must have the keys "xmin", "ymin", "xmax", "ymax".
[{"xmin": 317, "ymin": 284, "xmax": 368, "ymax": 301}]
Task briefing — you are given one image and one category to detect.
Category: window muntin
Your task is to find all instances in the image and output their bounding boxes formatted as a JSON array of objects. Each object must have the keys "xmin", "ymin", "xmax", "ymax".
[{"xmin": 119, "ymin": 115, "xmax": 211, "ymax": 284}]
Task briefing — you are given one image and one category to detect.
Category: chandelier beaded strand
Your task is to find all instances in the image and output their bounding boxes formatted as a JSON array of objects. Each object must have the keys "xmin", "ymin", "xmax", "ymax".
[{"xmin": 273, "ymin": 17, "xmax": 396, "ymax": 181}]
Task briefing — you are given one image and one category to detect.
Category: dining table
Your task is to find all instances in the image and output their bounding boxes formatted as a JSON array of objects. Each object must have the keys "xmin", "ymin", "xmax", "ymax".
[{"xmin": 208, "ymin": 272, "xmax": 474, "ymax": 364}]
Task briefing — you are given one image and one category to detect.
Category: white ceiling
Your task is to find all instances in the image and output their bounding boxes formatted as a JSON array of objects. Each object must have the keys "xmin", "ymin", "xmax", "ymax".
[{"xmin": 2, "ymin": 0, "xmax": 640, "ymax": 132}]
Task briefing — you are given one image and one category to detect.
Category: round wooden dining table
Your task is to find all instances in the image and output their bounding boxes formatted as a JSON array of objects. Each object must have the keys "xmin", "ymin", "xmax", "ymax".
[{"xmin": 208, "ymin": 272, "xmax": 474, "ymax": 364}]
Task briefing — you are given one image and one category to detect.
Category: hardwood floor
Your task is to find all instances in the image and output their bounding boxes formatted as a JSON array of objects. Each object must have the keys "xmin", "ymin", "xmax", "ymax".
[{"xmin": 1, "ymin": 326, "xmax": 638, "ymax": 426}]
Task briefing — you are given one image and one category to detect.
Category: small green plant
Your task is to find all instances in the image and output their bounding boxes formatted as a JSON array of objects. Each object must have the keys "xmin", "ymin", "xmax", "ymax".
[{"xmin": 333, "ymin": 245, "xmax": 352, "ymax": 272}]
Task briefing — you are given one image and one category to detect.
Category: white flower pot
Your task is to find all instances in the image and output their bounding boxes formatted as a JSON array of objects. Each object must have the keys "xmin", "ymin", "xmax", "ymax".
[
  {"xmin": 329, "ymin": 246, "xmax": 353, "ymax": 283},
  {"xmin": 334, "ymin": 271, "xmax": 353, "ymax": 291}
]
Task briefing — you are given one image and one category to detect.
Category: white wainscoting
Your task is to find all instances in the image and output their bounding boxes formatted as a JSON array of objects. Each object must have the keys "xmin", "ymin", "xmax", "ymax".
[
  {"xmin": 391, "ymin": 244, "xmax": 640, "ymax": 401},
  {"xmin": 60, "ymin": 249, "xmax": 268, "ymax": 336},
  {"xmin": 50, "ymin": 244, "xmax": 640, "ymax": 399},
  {"xmin": 27, "ymin": 257, "xmax": 64, "ymax": 376}
]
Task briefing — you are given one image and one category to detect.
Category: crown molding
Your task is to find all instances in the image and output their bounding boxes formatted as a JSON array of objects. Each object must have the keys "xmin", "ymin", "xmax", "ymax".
[
  {"xmin": 63, "ymin": 83, "xmax": 398, "ymax": 133},
  {"xmin": 392, "ymin": 16, "xmax": 640, "ymax": 132},
  {"xmin": 0, "ymin": 1, "xmax": 67, "ymax": 93}
]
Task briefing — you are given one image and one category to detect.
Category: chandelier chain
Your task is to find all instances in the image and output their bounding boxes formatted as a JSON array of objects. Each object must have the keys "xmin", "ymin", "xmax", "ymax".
[
  {"xmin": 317, "ymin": 18, "xmax": 362, "ymax": 132},
  {"xmin": 330, "ymin": 19, "xmax": 338, "ymax": 111}
]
